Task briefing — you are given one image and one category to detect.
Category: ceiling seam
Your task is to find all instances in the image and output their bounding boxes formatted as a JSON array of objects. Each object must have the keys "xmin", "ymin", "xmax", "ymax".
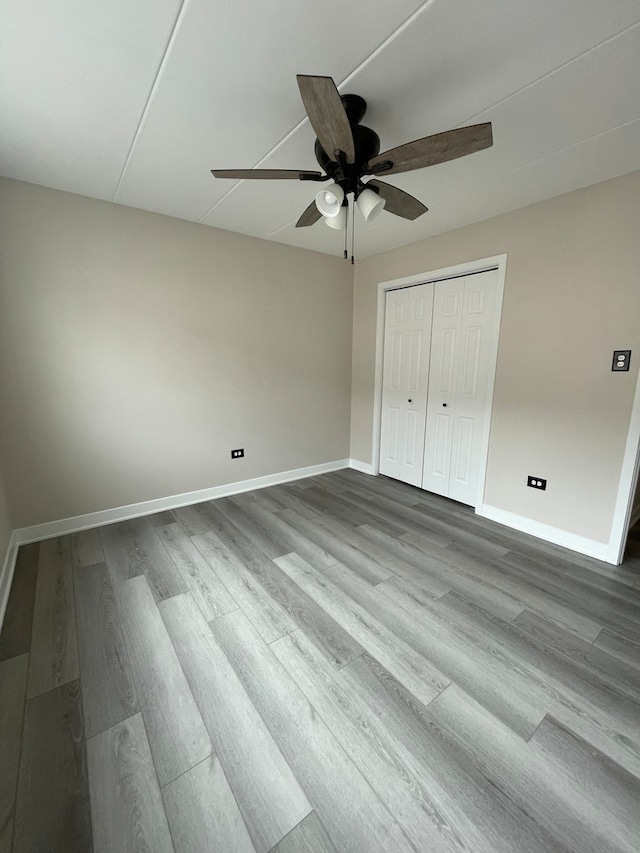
[
  {"xmin": 111, "ymin": 0, "xmax": 192, "ymax": 203},
  {"xmin": 349, "ymin": 114, "xmax": 640, "ymax": 249},
  {"xmin": 463, "ymin": 19, "xmax": 640, "ymax": 125},
  {"xmin": 264, "ymin": 20, "xmax": 640, "ymax": 242},
  {"xmin": 196, "ymin": 0, "xmax": 440, "ymax": 223}
]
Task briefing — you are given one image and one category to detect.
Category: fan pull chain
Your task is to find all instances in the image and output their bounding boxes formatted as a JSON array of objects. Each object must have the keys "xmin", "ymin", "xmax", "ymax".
[
  {"xmin": 350, "ymin": 194, "xmax": 355, "ymax": 265},
  {"xmin": 343, "ymin": 202, "xmax": 348, "ymax": 260}
]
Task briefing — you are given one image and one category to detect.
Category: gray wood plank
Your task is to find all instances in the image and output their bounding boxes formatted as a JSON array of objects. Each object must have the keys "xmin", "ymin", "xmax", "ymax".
[
  {"xmin": 328, "ymin": 562, "xmax": 545, "ymax": 739},
  {"xmin": 192, "ymin": 520, "xmax": 361, "ymax": 666},
  {"xmin": 390, "ymin": 534, "xmax": 524, "ymax": 619},
  {"xmin": 268, "ymin": 485, "xmax": 324, "ymax": 517},
  {"xmin": 297, "ymin": 485, "xmax": 409, "ymax": 537},
  {"xmin": 319, "ymin": 481, "xmax": 447, "ymax": 543},
  {"xmin": 148, "ymin": 509, "xmax": 177, "ymax": 527},
  {"xmin": 70, "ymin": 528, "xmax": 105, "ymax": 569},
  {"xmin": 358, "ymin": 523, "xmax": 523, "ymax": 620},
  {"xmin": 593, "ymin": 628, "xmax": 640, "ymax": 669},
  {"xmin": 13, "ymin": 680, "xmax": 92, "ymax": 853},
  {"xmin": 192, "ymin": 531, "xmax": 297, "ymax": 644},
  {"xmin": 333, "ymin": 469, "xmax": 425, "ymax": 509},
  {"xmin": 191, "ymin": 514, "xmax": 359, "ymax": 668},
  {"xmin": 273, "ymin": 631, "xmax": 474, "ymax": 853},
  {"xmin": 513, "ymin": 609, "xmax": 640, "ymax": 701},
  {"xmin": 380, "ymin": 573, "xmax": 449, "ymax": 607},
  {"xmin": 0, "ymin": 654, "xmax": 28, "ymax": 853},
  {"xmin": 252, "ymin": 559, "xmax": 364, "ymax": 669},
  {"xmin": 114, "ymin": 575, "xmax": 212, "ymax": 786},
  {"xmin": 211, "ymin": 608, "xmax": 417, "ymax": 853},
  {"xmin": 498, "ymin": 545, "xmax": 640, "ymax": 605},
  {"xmin": 277, "ymin": 509, "xmax": 393, "ymax": 585},
  {"xmin": 435, "ymin": 592, "xmax": 640, "ymax": 776},
  {"xmin": 156, "ymin": 522, "xmax": 238, "ymax": 621},
  {"xmin": 6, "ymin": 471, "xmax": 639, "ymax": 853},
  {"xmin": 350, "ymin": 486, "xmax": 507, "ymax": 558},
  {"xmin": 402, "ymin": 530, "xmax": 602, "ymax": 641},
  {"xmin": 529, "ymin": 715, "xmax": 640, "ymax": 845},
  {"xmin": 495, "ymin": 550, "xmax": 640, "ymax": 644},
  {"xmin": 212, "ymin": 497, "xmax": 291, "ymax": 560},
  {"xmin": 27, "ymin": 536, "xmax": 79, "ymax": 699},
  {"xmin": 275, "ymin": 553, "xmax": 450, "ymax": 707},
  {"xmin": 233, "ymin": 497, "xmax": 340, "ymax": 571},
  {"xmin": 0, "ymin": 543, "xmax": 39, "ymax": 662},
  {"xmin": 100, "ymin": 516, "xmax": 187, "ymax": 601},
  {"xmin": 429, "ymin": 684, "xmax": 639, "ymax": 853},
  {"xmin": 405, "ymin": 499, "xmax": 511, "ymax": 559},
  {"xmin": 173, "ymin": 502, "xmax": 213, "ymax": 535},
  {"xmin": 74, "ymin": 562, "xmax": 139, "ymax": 738},
  {"xmin": 159, "ymin": 592, "xmax": 311, "ymax": 853},
  {"xmin": 339, "ymin": 651, "xmax": 569, "ymax": 853},
  {"xmin": 236, "ymin": 487, "xmax": 290, "ymax": 513},
  {"xmin": 87, "ymin": 713, "xmax": 174, "ymax": 853},
  {"xmin": 269, "ymin": 812, "xmax": 338, "ymax": 853},
  {"xmin": 163, "ymin": 755, "xmax": 256, "ymax": 853}
]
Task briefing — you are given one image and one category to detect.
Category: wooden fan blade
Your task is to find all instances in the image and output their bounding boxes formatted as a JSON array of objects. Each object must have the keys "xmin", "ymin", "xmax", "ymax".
[
  {"xmin": 367, "ymin": 123, "xmax": 493, "ymax": 176},
  {"xmin": 367, "ymin": 180, "xmax": 428, "ymax": 220},
  {"xmin": 297, "ymin": 75, "xmax": 355, "ymax": 164},
  {"xmin": 211, "ymin": 169, "xmax": 322, "ymax": 180},
  {"xmin": 295, "ymin": 200, "xmax": 322, "ymax": 228}
]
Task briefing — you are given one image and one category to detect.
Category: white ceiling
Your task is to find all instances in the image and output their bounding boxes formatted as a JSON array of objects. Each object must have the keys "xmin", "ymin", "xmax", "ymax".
[{"xmin": 2, "ymin": 0, "xmax": 640, "ymax": 259}]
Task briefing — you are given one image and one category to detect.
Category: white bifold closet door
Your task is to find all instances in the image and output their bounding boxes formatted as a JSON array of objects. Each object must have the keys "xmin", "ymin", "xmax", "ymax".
[
  {"xmin": 379, "ymin": 284, "xmax": 433, "ymax": 487},
  {"xmin": 422, "ymin": 270, "xmax": 498, "ymax": 505},
  {"xmin": 379, "ymin": 268, "xmax": 499, "ymax": 506}
]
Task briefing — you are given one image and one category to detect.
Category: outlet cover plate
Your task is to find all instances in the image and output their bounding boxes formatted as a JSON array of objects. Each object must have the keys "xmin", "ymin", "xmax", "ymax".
[
  {"xmin": 527, "ymin": 476, "xmax": 547, "ymax": 490},
  {"xmin": 612, "ymin": 350, "xmax": 631, "ymax": 371},
  {"xmin": 231, "ymin": 448, "xmax": 244, "ymax": 459}
]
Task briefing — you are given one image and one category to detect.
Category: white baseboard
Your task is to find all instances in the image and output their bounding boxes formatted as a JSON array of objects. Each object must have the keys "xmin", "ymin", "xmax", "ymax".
[
  {"xmin": 1, "ymin": 458, "xmax": 354, "ymax": 633},
  {"xmin": 478, "ymin": 504, "xmax": 610, "ymax": 562},
  {"xmin": 0, "ymin": 533, "xmax": 19, "ymax": 632},
  {"xmin": 349, "ymin": 459, "xmax": 375, "ymax": 475},
  {"xmin": 12, "ymin": 458, "xmax": 352, "ymax": 547}
]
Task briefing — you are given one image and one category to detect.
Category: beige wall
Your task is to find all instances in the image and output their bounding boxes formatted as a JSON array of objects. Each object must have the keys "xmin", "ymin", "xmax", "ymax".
[
  {"xmin": 0, "ymin": 460, "xmax": 11, "ymax": 561},
  {"xmin": 0, "ymin": 179, "xmax": 353, "ymax": 528},
  {"xmin": 352, "ymin": 171, "xmax": 640, "ymax": 544}
]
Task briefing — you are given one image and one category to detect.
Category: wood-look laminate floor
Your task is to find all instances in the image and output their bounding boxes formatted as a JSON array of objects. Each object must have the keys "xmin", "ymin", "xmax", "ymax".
[{"xmin": 1, "ymin": 469, "xmax": 640, "ymax": 852}]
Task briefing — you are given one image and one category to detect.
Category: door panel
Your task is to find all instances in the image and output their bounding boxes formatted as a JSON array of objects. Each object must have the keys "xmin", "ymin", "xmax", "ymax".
[
  {"xmin": 452, "ymin": 416, "xmax": 474, "ymax": 486},
  {"xmin": 379, "ymin": 284, "xmax": 433, "ymax": 487},
  {"xmin": 448, "ymin": 271, "xmax": 498, "ymax": 504},
  {"xmin": 422, "ymin": 278, "xmax": 463, "ymax": 497},
  {"xmin": 423, "ymin": 269, "xmax": 500, "ymax": 506}
]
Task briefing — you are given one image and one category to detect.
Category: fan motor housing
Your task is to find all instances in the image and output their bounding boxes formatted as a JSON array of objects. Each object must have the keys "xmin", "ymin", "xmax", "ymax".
[
  {"xmin": 314, "ymin": 125, "xmax": 381, "ymax": 193},
  {"xmin": 314, "ymin": 94, "xmax": 381, "ymax": 194}
]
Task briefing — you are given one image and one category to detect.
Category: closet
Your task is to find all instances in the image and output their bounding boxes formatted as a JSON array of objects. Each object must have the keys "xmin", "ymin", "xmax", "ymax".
[{"xmin": 379, "ymin": 268, "xmax": 500, "ymax": 507}]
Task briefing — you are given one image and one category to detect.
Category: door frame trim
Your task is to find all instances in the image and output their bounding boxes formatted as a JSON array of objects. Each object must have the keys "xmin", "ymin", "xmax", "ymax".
[
  {"xmin": 371, "ymin": 254, "xmax": 508, "ymax": 510},
  {"xmin": 605, "ymin": 363, "xmax": 640, "ymax": 563}
]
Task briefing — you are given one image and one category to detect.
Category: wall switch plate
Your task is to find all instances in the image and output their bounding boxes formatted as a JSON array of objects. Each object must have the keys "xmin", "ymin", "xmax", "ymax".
[
  {"xmin": 527, "ymin": 476, "xmax": 547, "ymax": 490},
  {"xmin": 231, "ymin": 448, "xmax": 244, "ymax": 459},
  {"xmin": 612, "ymin": 350, "xmax": 631, "ymax": 371}
]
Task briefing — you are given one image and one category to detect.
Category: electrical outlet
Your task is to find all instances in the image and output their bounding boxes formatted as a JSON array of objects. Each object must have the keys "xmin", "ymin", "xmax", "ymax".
[
  {"xmin": 612, "ymin": 350, "xmax": 631, "ymax": 371},
  {"xmin": 527, "ymin": 476, "xmax": 546, "ymax": 490},
  {"xmin": 231, "ymin": 448, "xmax": 244, "ymax": 459}
]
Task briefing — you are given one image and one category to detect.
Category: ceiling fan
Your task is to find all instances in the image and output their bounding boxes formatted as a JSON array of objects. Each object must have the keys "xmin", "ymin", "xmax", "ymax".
[{"xmin": 212, "ymin": 75, "xmax": 492, "ymax": 259}]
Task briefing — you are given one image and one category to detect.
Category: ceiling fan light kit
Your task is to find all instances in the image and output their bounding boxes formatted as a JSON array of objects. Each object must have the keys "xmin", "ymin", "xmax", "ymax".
[
  {"xmin": 212, "ymin": 74, "xmax": 493, "ymax": 261},
  {"xmin": 315, "ymin": 182, "xmax": 344, "ymax": 217},
  {"xmin": 356, "ymin": 186, "xmax": 386, "ymax": 222},
  {"xmin": 325, "ymin": 207, "xmax": 347, "ymax": 230}
]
